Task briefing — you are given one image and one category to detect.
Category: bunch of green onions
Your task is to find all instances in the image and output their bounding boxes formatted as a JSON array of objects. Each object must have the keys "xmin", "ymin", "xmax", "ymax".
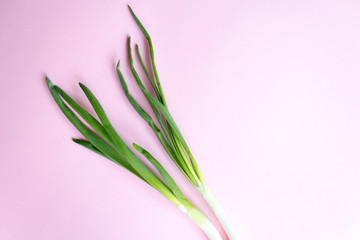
[{"xmin": 46, "ymin": 6, "xmax": 238, "ymax": 240}]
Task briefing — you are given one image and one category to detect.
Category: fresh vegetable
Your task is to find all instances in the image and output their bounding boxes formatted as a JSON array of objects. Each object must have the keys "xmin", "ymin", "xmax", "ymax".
[
  {"xmin": 121, "ymin": 6, "xmax": 239, "ymax": 240},
  {"xmin": 46, "ymin": 78, "xmax": 222, "ymax": 240},
  {"xmin": 46, "ymin": 5, "xmax": 239, "ymax": 240}
]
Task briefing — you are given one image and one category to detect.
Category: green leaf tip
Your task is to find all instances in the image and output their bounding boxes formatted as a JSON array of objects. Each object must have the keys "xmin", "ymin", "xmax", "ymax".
[
  {"xmin": 127, "ymin": 5, "xmax": 134, "ymax": 15},
  {"xmin": 133, "ymin": 142, "xmax": 140, "ymax": 151},
  {"xmin": 45, "ymin": 76, "xmax": 52, "ymax": 87},
  {"xmin": 78, "ymin": 82, "xmax": 86, "ymax": 89},
  {"xmin": 116, "ymin": 59, "xmax": 120, "ymax": 69},
  {"xmin": 72, "ymin": 138, "xmax": 81, "ymax": 143},
  {"xmin": 127, "ymin": 5, "xmax": 150, "ymax": 39}
]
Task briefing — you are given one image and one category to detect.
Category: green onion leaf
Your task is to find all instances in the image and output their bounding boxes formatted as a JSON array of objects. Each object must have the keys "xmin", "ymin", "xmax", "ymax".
[
  {"xmin": 137, "ymin": 83, "xmax": 203, "ymax": 181},
  {"xmin": 128, "ymin": 5, "xmax": 167, "ymax": 106},
  {"xmin": 54, "ymin": 86, "xmax": 114, "ymax": 145},
  {"xmin": 72, "ymin": 138, "xmax": 108, "ymax": 158},
  {"xmin": 135, "ymin": 44, "xmax": 161, "ymax": 101},
  {"xmin": 46, "ymin": 77, "xmax": 141, "ymax": 177},
  {"xmin": 118, "ymin": 55, "xmax": 197, "ymax": 184},
  {"xmin": 133, "ymin": 143, "xmax": 185, "ymax": 200}
]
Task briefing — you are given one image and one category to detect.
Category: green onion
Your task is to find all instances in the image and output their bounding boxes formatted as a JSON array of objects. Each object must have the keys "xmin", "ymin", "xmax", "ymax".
[
  {"xmin": 46, "ymin": 5, "xmax": 239, "ymax": 239},
  {"xmin": 123, "ymin": 6, "xmax": 240, "ymax": 240},
  {"xmin": 46, "ymin": 77, "xmax": 222, "ymax": 239}
]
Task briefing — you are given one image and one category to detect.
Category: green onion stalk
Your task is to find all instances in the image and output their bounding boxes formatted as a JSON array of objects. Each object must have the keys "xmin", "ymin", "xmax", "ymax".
[
  {"xmin": 46, "ymin": 78, "xmax": 222, "ymax": 240},
  {"xmin": 120, "ymin": 6, "xmax": 240, "ymax": 240}
]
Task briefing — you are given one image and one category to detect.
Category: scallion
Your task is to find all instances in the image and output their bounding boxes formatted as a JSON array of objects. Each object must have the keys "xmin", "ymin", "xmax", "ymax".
[
  {"xmin": 121, "ymin": 6, "xmax": 240, "ymax": 240},
  {"xmin": 46, "ymin": 5, "xmax": 239, "ymax": 240},
  {"xmin": 46, "ymin": 78, "xmax": 221, "ymax": 239}
]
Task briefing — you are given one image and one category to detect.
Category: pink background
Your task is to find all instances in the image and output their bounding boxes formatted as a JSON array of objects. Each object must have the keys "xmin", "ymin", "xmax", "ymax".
[{"xmin": 1, "ymin": 0, "xmax": 360, "ymax": 239}]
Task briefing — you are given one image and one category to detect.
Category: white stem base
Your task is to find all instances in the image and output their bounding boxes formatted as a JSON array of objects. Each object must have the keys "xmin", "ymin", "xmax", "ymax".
[
  {"xmin": 178, "ymin": 201, "xmax": 222, "ymax": 240},
  {"xmin": 198, "ymin": 184, "xmax": 240, "ymax": 240}
]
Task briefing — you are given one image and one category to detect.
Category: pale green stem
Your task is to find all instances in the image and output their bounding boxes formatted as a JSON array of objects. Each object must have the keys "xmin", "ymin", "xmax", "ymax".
[
  {"xmin": 176, "ymin": 200, "xmax": 222, "ymax": 240},
  {"xmin": 197, "ymin": 184, "xmax": 240, "ymax": 240}
]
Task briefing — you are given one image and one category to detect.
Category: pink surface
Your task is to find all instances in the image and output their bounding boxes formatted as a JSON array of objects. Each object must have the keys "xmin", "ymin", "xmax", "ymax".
[{"xmin": 1, "ymin": 0, "xmax": 360, "ymax": 239}]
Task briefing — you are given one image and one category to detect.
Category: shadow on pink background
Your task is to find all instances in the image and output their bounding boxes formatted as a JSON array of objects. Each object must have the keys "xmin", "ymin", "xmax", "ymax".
[{"xmin": 1, "ymin": 0, "xmax": 360, "ymax": 239}]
